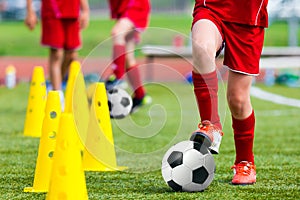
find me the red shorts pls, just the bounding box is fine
[193,7,265,75]
[41,18,81,50]
[112,0,150,31]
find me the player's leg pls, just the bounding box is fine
[62,18,81,84]
[227,71,256,185]
[41,17,64,91]
[227,72,253,120]
[192,19,223,129]
[61,50,77,81]
[49,48,64,91]
[125,31,151,112]
[190,19,224,154]
[48,48,65,109]
[223,23,265,185]
[106,18,135,89]
[227,72,254,164]
[41,17,67,109]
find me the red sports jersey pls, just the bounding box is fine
[194,0,268,27]
[41,0,80,19]
[108,0,150,29]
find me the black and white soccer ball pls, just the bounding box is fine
[161,140,215,192]
[107,87,133,119]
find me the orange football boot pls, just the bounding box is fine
[190,120,223,154]
[231,161,256,185]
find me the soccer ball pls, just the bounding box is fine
[107,87,133,119]
[161,140,215,192]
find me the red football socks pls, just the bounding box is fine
[112,45,126,79]
[192,71,222,129]
[127,65,145,99]
[232,110,255,164]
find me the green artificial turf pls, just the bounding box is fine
[0,82,299,199]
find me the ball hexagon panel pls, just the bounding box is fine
[172,165,192,186]
[182,149,205,170]
[161,164,172,182]
[203,154,216,174]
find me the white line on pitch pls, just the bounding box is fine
[255,109,299,116]
[250,86,300,108]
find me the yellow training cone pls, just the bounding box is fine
[72,63,90,150]
[23,66,47,137]
[64,60,89,150]
[64,60,81,113]
[46,113,88,200]
[24,91,61,193]
[83,83,127,171]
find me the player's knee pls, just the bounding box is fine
[111,30,126,44]
[227,92,251,117]
[50,49,63,61]
[111,28,118,38]
[192,41,215,60]
[227,92,244,111]
[66,51,77,61]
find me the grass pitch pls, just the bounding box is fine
[0,82,299,199]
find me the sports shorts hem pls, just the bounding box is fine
[224,65,259,76]
[41,43,82,51]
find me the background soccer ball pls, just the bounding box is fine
[107,87,133,119]
[161,140,215,192]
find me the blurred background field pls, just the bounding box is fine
[0,0,299,57]
[0,17,298,57]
